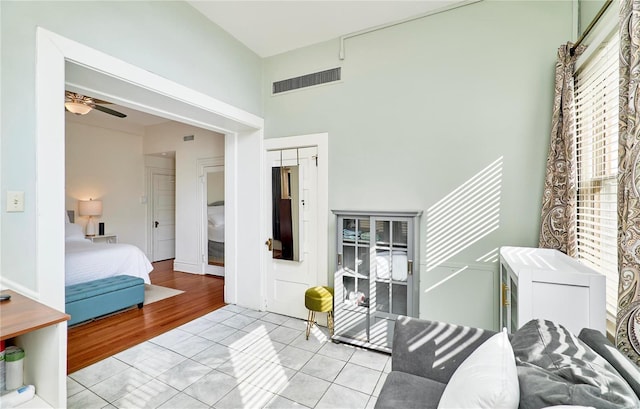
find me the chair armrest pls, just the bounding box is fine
[578,328,640,399]
[392,316,497,384]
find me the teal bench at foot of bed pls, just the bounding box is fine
[65,275,145,326]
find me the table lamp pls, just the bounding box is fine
[78,199,102,236]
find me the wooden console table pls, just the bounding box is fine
[0,290,69,340]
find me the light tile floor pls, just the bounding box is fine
[67,304,391,409]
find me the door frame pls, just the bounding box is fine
[263,133,330,308]
[146,167,176,261]
[198,157,225,276]
[35,27,264,314]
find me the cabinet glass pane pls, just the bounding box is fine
[376,220,390,247]
[357,247,370,277]
[392,221,408,248]
[392,284,407,315]
[343,218,356,242]
[359,279,370,307]
[358,218,371,243]
[343,246,356,275]
[345,279,369,307]
[375,249,390,281]
[343,276,355,303]
[376,282,389,313]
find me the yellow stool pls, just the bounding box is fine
[304,286,334,340]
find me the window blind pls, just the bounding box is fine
[574,30,619,323]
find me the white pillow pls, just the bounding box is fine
[437,328,519,409]
[65,223,86,241]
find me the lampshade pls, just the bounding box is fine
[78,199,102,217]
[65,101,92,115]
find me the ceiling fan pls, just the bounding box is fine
[64,91,127,118]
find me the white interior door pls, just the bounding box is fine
[265,146,318,319]
[152,173,176,261]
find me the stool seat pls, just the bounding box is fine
[304,286,334,340]
[305,286,334,312]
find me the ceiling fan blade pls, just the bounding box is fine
[93,104,127,118]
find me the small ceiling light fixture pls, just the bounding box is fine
[64,101,92,115]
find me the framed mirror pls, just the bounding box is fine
[270,149,303,261]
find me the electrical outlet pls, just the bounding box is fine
[7,191,25,212]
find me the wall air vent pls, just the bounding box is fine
[273,67,341,95]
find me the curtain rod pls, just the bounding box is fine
[570,0,613,56]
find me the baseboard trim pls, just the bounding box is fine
[173,261,203,275]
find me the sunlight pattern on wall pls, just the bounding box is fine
[425,157,503,271]
[476,247,499,263]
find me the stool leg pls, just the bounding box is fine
[306,310,314,340]
[328,310,334,337]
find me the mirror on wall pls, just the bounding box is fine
[271,152,302,261]
[206,169,224,268]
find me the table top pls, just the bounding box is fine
[0,290,69,341]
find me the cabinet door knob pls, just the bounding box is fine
[154,221,159,228]
[408,260,413,275]
[265,238,273,251]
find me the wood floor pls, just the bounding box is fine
[67,260,225,374]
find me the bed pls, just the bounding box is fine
[65,217,152,287]
[207,202,225,265]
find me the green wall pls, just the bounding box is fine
[0,1,262,291]
[263,1,574,329]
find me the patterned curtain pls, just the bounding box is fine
[617,0,640,366]
[538,43,584,257]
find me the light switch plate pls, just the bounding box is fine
[7,191,25,212]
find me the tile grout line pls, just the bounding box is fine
[68,306,388,409]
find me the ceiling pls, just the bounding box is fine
[187,1,469,57]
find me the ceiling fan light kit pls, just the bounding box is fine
[64,101,92,115]
[64,91,127,118]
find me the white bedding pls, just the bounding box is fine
[208,222,224,243]
[66,240,153,286]
[207,204,225,243]
[65,223,152,286]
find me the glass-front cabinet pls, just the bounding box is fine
[333,210,421,353]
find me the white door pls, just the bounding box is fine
[152,173,176,261]
[265,146,318,319]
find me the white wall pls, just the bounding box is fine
[66,121,146,250]
[0,1,262,293]
[144,122,225,273]
[263,1,574,330]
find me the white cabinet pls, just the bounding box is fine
[332,210,421,353]
[499,246,606,335]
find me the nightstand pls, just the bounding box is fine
[87,234,118,244]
